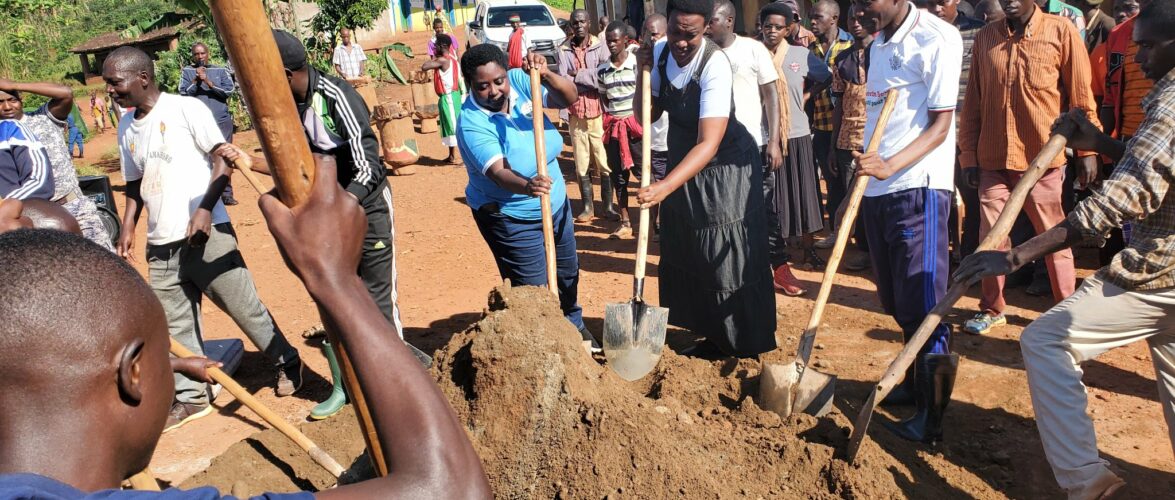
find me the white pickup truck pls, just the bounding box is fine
[465,0,566,71]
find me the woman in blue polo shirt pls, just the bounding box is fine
[456,45,599,350]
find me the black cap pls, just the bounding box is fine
[272,29,307,71]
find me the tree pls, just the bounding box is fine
[310,0,388,43]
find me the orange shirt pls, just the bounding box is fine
[1103,17,1152,138]
[1090,42,1106,101]
[959,8,1101,171]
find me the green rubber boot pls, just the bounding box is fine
[310,340,347,420]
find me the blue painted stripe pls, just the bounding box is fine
[922,189,936,314]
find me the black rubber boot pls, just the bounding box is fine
[575,177,595,222]
[880,363,917,407]
[882,352,959,443]
[600,175,619,220]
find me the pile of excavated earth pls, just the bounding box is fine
[185,285,970,498]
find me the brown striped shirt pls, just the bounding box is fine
[959,8,1101,171]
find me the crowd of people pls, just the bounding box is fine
[442,0,1175,495]
[0,0,1171,497]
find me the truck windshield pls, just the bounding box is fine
[486,6,554,27]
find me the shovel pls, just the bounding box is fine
[761,90,900,418]
[845,127,1074,463]
[529,67,559,295]
[603,64,668,381]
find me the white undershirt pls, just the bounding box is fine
[650,39,734,119]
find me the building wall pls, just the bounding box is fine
[290,0,478,43]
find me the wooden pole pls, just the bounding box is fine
[128,471,161,491]
[845,130,1073,463]
[529,67,559,295]
[209,0,314,207]
[209,0,386,477]
[170,339,348,478]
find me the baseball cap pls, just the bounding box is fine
[509,13,522,22]
[272,29,307,71]
[775,0,801,18]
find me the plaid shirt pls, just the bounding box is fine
[810,29,853,132]
[332,43,367,79]
[1068,69,1175,291]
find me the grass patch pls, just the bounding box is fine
[542,0,575,14]
[76,164,105,177]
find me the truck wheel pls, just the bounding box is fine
[96,207,120,249]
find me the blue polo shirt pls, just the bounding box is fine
[456,68,567,221]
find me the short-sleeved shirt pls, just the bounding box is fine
[332,43,367,79]
[456,68,568,221]
[19,104,80,201]
[0,472,312,500]
[597,51,638,117]
[863,4,962,197]
[720,36,779,146]
[119,93,230,245]
[779,46,831,139]
[650,39,735,119]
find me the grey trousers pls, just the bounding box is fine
[147,223,298,405]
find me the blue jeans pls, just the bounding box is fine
[472,198,585,330]
[68,134,83,157]
[862,187,951,354]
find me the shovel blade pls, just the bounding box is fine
[603,301,668,381]
[793,364,837,417]
[760,361,837,418]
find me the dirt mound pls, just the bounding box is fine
[180,406,371,496]
[184,285,964,498]
[430,285,913,498]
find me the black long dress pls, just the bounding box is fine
[654,39,777,357]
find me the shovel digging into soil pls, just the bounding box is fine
[760,90,899,418]
[603,65,668,381]
[845,127,1074,463]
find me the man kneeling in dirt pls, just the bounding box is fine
[0,157,490,498]
[955,2,1175,497]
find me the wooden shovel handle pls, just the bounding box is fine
[208,0,385,477]
[169,338,348,478]
[796,90,899,365]
[634,65,653,283]
[227,154,269,195]
[128,471,160,491]
[210,0,314,207]
[530,67,558,295]
[845,128,1073,463]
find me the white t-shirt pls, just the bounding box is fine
[863,5,962,197]
[720,37,778,146]
[651,39,734,119]
[119,93,230,245]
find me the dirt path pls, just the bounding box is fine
[97,30,1173,497]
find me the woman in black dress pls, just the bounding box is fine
[633,0,776,358]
